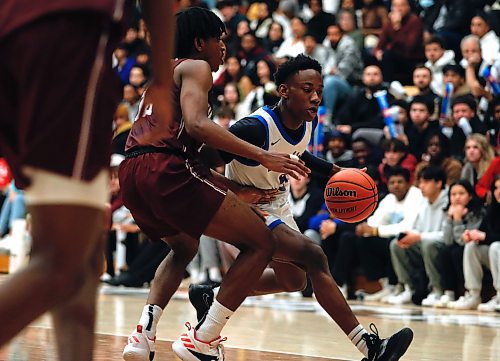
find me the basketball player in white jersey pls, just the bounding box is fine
[124,55,414,361]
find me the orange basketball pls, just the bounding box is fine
[324,169,378,223]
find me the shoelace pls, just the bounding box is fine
[361,323,382,361]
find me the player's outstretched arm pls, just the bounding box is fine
[180,60,309,179]
[301,151,365,177]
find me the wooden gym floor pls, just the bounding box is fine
[1,281,499,361]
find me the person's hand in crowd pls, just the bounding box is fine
[397,231,421,248]
[383,126,409,145]
[466,53,482,67]
[448,204,468,221]
[329,67,337,76]
[389,10,403,30]
[423,30,432,43]
[336,124,352,134]
[7,190,16,203]
[374,49,383,61]
[237,186,278,204]
[462,230,473,243]
[320,219,337,240]
[356,222,375,237]
[468,229,486,243]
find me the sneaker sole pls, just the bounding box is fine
[384,328,414,361]
[122,345,154,361]
[172,340,202,361]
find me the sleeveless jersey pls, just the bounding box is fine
[126,58,211,160]
[225,105,316,230]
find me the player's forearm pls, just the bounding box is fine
[301,151,333,176]
[188,119,266,163]
[209,169,243,194]
[141,0,175,86]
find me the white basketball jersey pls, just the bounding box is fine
[225,106,316,230]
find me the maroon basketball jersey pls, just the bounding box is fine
[126,58,212,159]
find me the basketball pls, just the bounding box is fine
[324,169,378,223]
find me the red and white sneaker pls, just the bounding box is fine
[123,325,156,361]
[172,322,226,361]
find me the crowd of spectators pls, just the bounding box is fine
[2,0,500,313]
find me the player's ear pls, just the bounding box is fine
[278,84,289,99]
[194,37,204,52]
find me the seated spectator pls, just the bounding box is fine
[288,175,324,233]
[335,65,388,134]
[238,31,273,85]
[405,96,440,160]
[303,32,329,66]
[122,84,140,122]
[273,0,298,40]
[449,176,500,310]
[275,16,307,61]
[388,166,448,305]
[442,64,471,100]
[412,65,441,109]
[353,167,423,302]
[338,9,364,52]
[324,131,355,168]
[214,106,236,130]
[433,180,484,308]
[485,95,500,149]
[219,82,245,120]
[451,95,488,136]
[128,64,148,89]
[415,132,463,186]
[114,43,136,85]
[461,133,495,187]
[262,21,285,54]
[378,138,417,186]
[361,0,389,42]
[250,2,273,39]
[112,104,133,156]
[226,19,252,56]
[123,26,149,58]
[460,35,495,113]
[420,0,472,61]
[218,0,248,51]
[351,136,383,174]
[374,0,424,84]
[322,24,363,121]
[213,55,243,99]
[470,11,500,65]
[476,156,500,199]
[306,0,336,43]
[238,59,280,117]
[424,36,456,97]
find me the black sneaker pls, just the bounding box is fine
[361,323,413,361]
[189,284,215,321]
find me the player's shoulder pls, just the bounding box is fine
[176,59,211,77]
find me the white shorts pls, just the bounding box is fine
[23,167,109,209]
[259,193,300,233]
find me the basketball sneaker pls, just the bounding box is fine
[123,325,156,361]
[172,322,226,361]
[189,283,215,321]
[361,323,413,361]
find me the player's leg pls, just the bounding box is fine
[172,191,275,360]
[270,224,413,361]
[0,168,109,359]
[123,233,199,361]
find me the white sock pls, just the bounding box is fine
[444,290,455,299]
[195,299,233,342]
[208,267,222,282]
[348,324,369,357]
[138,304,163,338]
[213,286,220,297]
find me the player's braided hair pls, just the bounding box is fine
[175,7,226,58]
[273,54,322,86]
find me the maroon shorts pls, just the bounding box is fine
[118,152,228,241]
[0,12,122,189]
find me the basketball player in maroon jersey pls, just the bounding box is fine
[120,6,310,361]
[0,1,175,360]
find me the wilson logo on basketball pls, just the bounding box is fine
[325,187,357,197]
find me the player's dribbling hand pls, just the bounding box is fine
[238,187,278,204]
[136,82,173,144]
[259,152,310,179]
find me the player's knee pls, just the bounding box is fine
[304,242,328,270]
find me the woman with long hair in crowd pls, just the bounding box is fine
[431,180,484,308]
[461,133,495,188]
[449,176,500,311]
